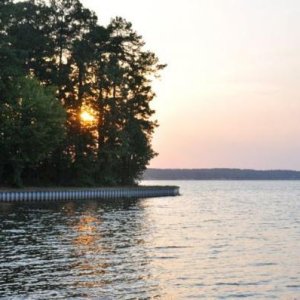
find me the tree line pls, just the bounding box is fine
[0,0,165,187]
[143,169,300,180]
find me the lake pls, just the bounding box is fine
[0,181,299,299]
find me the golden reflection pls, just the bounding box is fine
[73,215,99,246]
[74,234,95,245]
[75,215,98,231]
[71,210,111,289]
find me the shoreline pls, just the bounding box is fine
[0,186,180,202]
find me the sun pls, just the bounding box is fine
[80,110,95,123]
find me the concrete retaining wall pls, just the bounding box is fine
[0,186,180,202]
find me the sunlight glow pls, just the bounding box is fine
[80,110,95,123]
[80,0,300,169]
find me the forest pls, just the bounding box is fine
[0,0,165,187]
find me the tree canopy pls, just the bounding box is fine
[0,77,66,186]
[0,0,165,187]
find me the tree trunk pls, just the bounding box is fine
[13,163,23,188]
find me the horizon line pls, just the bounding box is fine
[147,168,300,172]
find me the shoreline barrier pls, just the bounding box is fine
[0,186,180,202]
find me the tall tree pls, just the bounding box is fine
[0,0,24,96]
[92,18,166,184]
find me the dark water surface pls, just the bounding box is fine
[0,181,300,299]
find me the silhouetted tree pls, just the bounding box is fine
[0,1,165,187]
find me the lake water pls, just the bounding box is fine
[0,181,299,299]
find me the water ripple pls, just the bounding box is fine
[0,181,300,298]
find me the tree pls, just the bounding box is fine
[91,18,166,184]
[0,0,24,97]
[0,1,165,186]
[0,77,66,186]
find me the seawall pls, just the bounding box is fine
[0,186,180,202]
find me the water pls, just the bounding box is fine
[0,181,300,299]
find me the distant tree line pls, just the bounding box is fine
[0,0,165,187]
[144,169,300,180]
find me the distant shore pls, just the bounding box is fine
[143,168,300,180]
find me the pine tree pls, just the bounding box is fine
[0,1,165,187]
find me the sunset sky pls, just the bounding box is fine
[82,0,300,170]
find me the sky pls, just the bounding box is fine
[81,0,300,170]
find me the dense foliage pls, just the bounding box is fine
[0,0,165,187]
